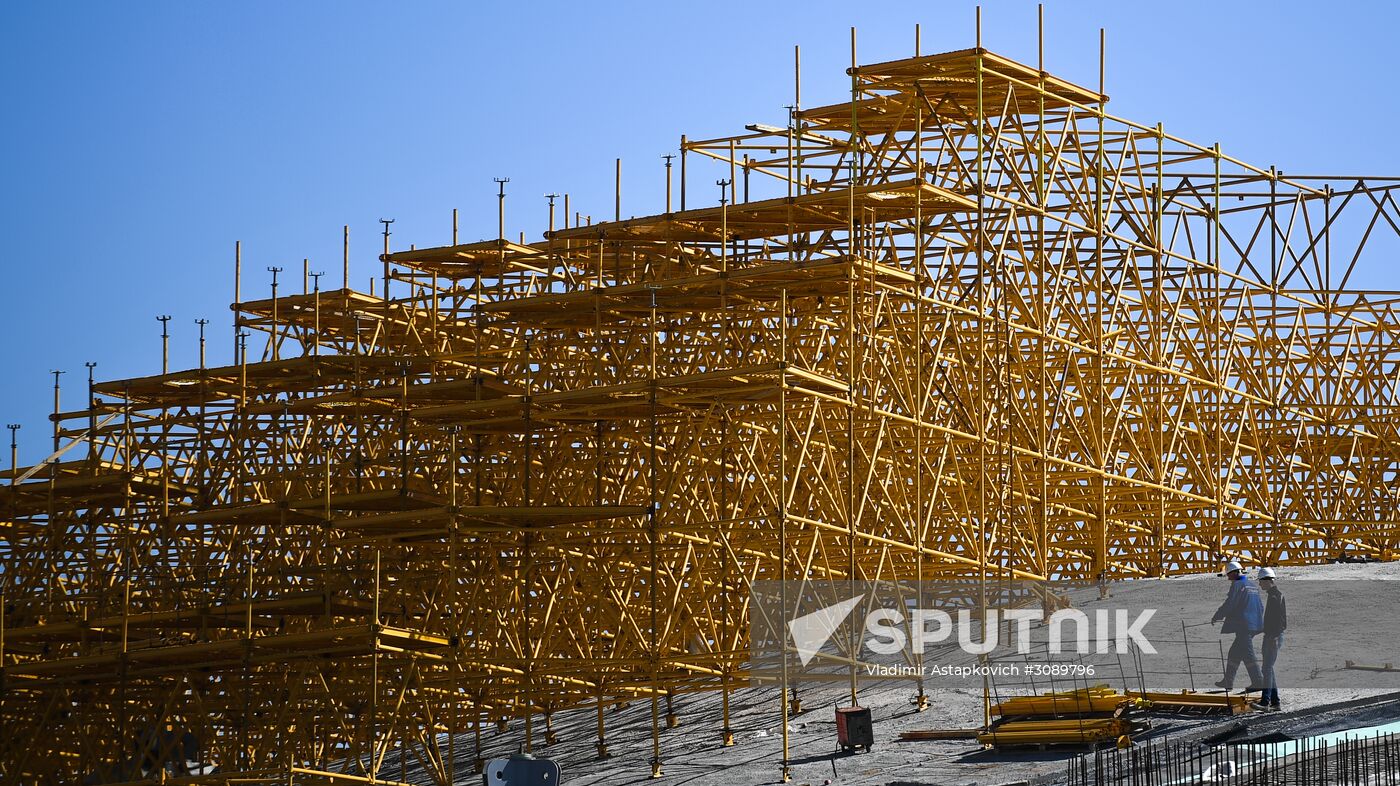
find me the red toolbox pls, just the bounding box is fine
[835,705,874,752]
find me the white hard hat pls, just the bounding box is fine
[1224,560,1243,573]
[1258,567,1277,579]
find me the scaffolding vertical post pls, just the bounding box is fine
[1213,141,1223,554]
[912,70,928,710]
[717,178,730,273]
[446,423,459,784]
[234,240,242,358]
[308,274,322,357]
[794,46,803,195]
[85,362,97,466]
[778,286,791,783]
[1093,28,1108,583]
[6,424,17,484]
[647,284,663,779]
[157,314,172,374]
[662,154,674,213]
[267,266,283,361]
[495,178,510,241]
[846,22,861,711]
[49,370,63,454]
[379,218,394,327]
[193,318,208,369]
[1154,122,1166,573]
[371,548,381,780]
[1037,3,1051,581]
[975,7,991,729]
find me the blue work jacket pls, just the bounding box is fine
[1213,575,1264,634]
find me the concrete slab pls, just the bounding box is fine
[388,561,1400,785]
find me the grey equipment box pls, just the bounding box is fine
[482,753,562,785]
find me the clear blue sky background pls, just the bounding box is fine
[1,1,1396,465]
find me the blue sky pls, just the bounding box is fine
[1,1,1396,465]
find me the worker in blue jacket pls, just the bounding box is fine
[1211,560,1264,691]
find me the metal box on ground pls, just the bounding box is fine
[835,705,874,752]
[483,753,562,785]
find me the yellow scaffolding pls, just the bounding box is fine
[1,36,1397,785]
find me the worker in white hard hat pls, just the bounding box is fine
[1253,567,1286,710]
[1211,560,1264,692]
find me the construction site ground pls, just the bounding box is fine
[397,560,1400,785]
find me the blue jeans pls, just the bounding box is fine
[1261,632,1284,705]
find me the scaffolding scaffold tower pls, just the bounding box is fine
[2,27,1398,785]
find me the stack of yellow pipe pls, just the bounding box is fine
[989,685,1147,718]
[978,685,1145,748]
[977,716,1133,746]
[1127,690,1252,715]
